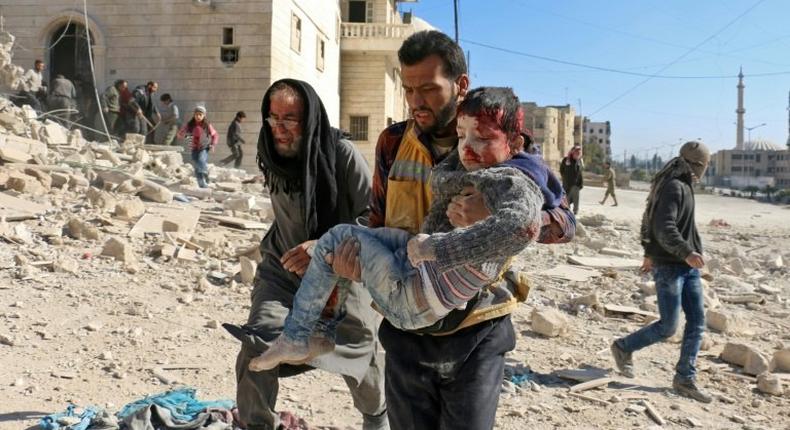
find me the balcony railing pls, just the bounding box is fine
[341,22,413,39]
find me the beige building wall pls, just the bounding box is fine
[2,0,343,173]
[339,54,388,164]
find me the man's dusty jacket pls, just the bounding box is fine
[641,177,702,265]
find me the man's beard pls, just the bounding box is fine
[415,91,458,135]
[275,136,302,158]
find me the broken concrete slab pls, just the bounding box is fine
[567,255,642,269]
[538,264,601,282]
[603,304,657,320]
[554,367,609,383]
[223,195,256,212]
[530,308,569,337]
[598,248,633,258]
[0,191,50,221]
[87,187,118,210]
[203,214,269,230]
[720,343,770,376]
[127,205,200,238]
[5,172,47,195]
[706,309,746,334]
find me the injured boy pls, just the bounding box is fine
[249,86,559,371]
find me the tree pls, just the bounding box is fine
[582,141,606,174]
[763,184,777,202]
[630,155,637,169]
[743,185,759,198]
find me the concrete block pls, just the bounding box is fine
[134,178,173,203]
[720,342,769,376]
[66,218,101,241]
[531,308,569,337]
[87,187,118,210]
[756,372,784,396]
[114,198,146,220]
[770,348,790,372]
[101,236,136,263]
[50,172,70,188]
[224,195,256,212]
[23,168,52,189]
[706,310,744,334]
[5,172,46,195]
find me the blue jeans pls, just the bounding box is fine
[191,149,209,187]
[617,264,705,381]
[284,224,441,342]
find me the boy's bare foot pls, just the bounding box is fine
[248,335,335,371]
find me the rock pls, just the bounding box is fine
[101,237,136,264]
[701,280,720,309]
[53,258,79,274]
[5,172,46,195]
[23,168,52,189]
[699,334,714,351]
[134,179,173,203]
[729,257,746,275]
[86,187,118,209]
[239,256,257,285]
[66,218,101,241]
[767,255,784,270]
[770,348,790,372]
[50,172,70,188]
[720,343,770,376]
[162,220,181,233]
[574,222,587,238]
[99,351,113,360]
[224,195,256,212]
[570,292,599,308]
[205,320,220,329]
[578,214,608,227]
[756,372,784,396]
[583,239,608,251]
[530,308,569,337]
[85,322,102,332]
[114,198,146,220]
[68,173,89,189]
[706,310,745,334]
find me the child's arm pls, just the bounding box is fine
[421,167,544,272]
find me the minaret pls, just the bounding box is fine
[736,67,745,150]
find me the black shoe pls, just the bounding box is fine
[672,376,713,403]
[611,341,634,378]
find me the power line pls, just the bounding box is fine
[589,0,768,117]
[461,37,790,80]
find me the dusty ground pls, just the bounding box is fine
[2,185,789,430]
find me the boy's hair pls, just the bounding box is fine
[235,111,246,119]
[457,87,524,140]
[160,93,172,102]
[398,30,467,80]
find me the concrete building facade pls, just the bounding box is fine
[521,102,575,170]
[583,119,611,159]
[709,140,790,189]
[2,0,419,171]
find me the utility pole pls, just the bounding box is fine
[453,0,459,44]
[467,49,471,76]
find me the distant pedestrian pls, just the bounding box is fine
[47,74,77,125]
[129,81,160,142]
[560,144,584,214]
[521,130,538,154]
[600,161,618,206]
[155,93,180,145]
[178,105,218,188]
[611,141,713,403]
[98,79,127,136]
[219,111,246,168]
[17,59,46,112]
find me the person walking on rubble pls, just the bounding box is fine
[178,105,218,188]
[599,161,618,206]
[47,74,77,125]
[223,79,389,430]
[218,111,247,168]
[560,144,584,214]
[156,93,180,146]
[611,141,713,403]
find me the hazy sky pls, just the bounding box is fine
[399,0,790,160]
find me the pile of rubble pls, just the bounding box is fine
[1,32,272,289]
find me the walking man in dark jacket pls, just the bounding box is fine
[129,81,160,142]
[219,111,246,168]
[611,141,713,403]
[560,145,584,214]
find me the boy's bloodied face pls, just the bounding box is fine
[456,113,513,171]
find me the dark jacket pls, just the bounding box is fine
[129,85,158,118]
[227,119,244,146]
[642,177,702,265]
[559,157,583,190]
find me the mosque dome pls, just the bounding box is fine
[744,139,782,151]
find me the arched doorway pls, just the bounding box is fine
[48,22,96,125]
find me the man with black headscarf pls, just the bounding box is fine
[611,141,713,403]
[224,79,387,430]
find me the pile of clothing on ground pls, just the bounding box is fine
[39,388,237,430]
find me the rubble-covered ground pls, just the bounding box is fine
[2,31,789,430]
